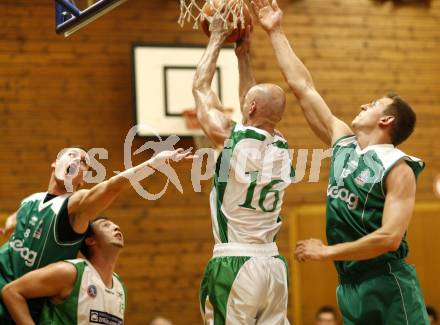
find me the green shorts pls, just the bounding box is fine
[200,252,289,325]
[337,260,429,325]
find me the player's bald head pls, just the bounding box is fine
[243,83,286,125]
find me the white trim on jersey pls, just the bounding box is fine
[36,208,56,269]
[334,135,356,148]
[372,146,424,171]
[209,188,222,244]
[21,192,46,206]
[35,192,70,213]
[345,138,424,172]
[234,124,271,137]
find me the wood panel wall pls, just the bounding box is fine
[1,0,439,324]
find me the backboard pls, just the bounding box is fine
[55,0,127,37]
[132,44,243,138]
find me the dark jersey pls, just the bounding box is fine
[327,136,424,276]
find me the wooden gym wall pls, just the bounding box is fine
[0,0,439,324]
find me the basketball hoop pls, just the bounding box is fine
[178,0,246,30]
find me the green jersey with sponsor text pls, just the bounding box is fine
[0,193,85,320]
[327,135,425,276]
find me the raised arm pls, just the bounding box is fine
[192,18,234,147]
[68,149,192,234]
[235,25,256,110]
[252,0,352,146]
[2,262,76,325]
[295,160,416,261]
[0,210,18,237]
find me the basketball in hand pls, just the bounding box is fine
[200,0,252,43]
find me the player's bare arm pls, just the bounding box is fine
[295,160,416,262]
[2,262,76,325]
[235,25,256,110]
[68,149,193,234]
[0,211,18,237]
[193,18,234,148]
[252,0,352,146]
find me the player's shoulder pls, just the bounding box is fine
[272,133,289,150]
[45,260,78,277]
[364,145,424,182]
[372,145,405,170]
[387,159,414,176]
[68,189,90,205]
[43,261,79,288]
[384,159,418,194]
[372,145,424,174]
[62,258,88,276]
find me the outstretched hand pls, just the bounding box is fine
[209,14,234,40]
[251,0,283,33]
[149,148,195,169]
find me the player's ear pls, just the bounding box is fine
[249,101,257,116]
[85,236,96,247]
[379,115,395,127]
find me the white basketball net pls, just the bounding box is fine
[178,0,245,30]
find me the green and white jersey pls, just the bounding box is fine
[210,123,294,244]
[0,192,84,285]
[327,135,425,276]
[39,259,126,325]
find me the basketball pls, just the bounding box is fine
[200,0,252,43]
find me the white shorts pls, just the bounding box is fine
[200,243,290,325]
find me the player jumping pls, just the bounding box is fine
[252,0,429,323]
[193,17,292,325]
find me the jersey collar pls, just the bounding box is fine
[38,192,69,212]
[355,143,394,155]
